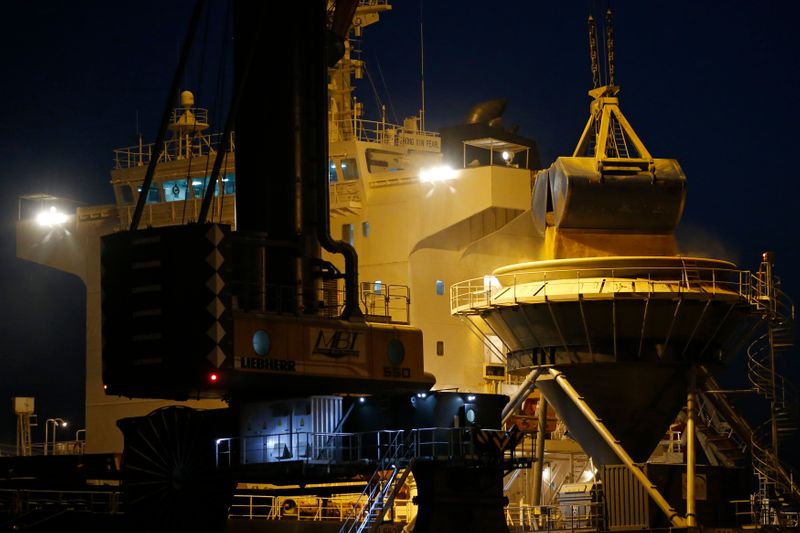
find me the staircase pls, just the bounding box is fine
[676,392,748,468]
[747,260,800,522]
[340,431,416,533]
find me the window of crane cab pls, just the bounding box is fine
[118,184,134,205]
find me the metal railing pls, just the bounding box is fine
[113,131,235,169]
[451,265,760,314]
[215,427,527,469]
[360,282,410,324]
[0,488,121,515]
[229,493,397,521]
[228,494,608,532]
[170,106,208,125]
[333,117,440,152]
[0,439,84,457]
[505,502,604,532]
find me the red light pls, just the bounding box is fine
[209,373,219,382]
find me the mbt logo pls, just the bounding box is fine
[312,329,361,358]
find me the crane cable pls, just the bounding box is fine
[588,13,601,89]
[605,5,615,87]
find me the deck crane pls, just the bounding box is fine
[99,2,526,531]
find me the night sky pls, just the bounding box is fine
[0,0,798,466]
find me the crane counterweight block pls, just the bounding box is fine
[100,223,434,401]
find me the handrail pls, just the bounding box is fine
[451,265,760,314]
[112,131,235,169]
[216,426,522,468]
[746,266,799,525]
[332,117,440,151]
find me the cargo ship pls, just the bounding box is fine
[5,1,799,532]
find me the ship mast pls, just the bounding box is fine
[327,1,391,143]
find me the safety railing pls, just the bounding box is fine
[113,131,235,169]
[215,427,528,469]
[0,488,121,515]
[333,117,440,152]
[505,502,604,532]
[451,265,760,314]
[170,106,208,125]
[360,282,410,324]
[228,493,608,531]
[229,493,395,522]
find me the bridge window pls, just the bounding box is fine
[435,280,445,296]
[119,184,134,204]
[162,180,188,202]
[362,221,370,237]
[137,185,160,204]
[329,160,338,182]
[190,177,219,199]
[341,158,358,181]
[222,173,235,195]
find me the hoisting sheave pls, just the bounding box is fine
[532,84,686,235]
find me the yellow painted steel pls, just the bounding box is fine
[233,314,431,388]
[548,368,688,528]
[686,371,698,527]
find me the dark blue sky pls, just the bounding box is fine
[0,1,798,461]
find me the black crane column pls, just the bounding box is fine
[233,0,328,315]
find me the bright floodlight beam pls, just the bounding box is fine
[36,206,68,227]
[420,165,458,183]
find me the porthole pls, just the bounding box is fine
[253,330,271,355]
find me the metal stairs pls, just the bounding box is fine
[747,260,800,522]
[340,431,416,533]
[692,392,748,467]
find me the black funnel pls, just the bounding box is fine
[537,362,689,466]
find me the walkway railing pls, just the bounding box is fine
[113,131,235,169]
[333,117,440,152]
[215,427,527,469]
[451,265,760,314]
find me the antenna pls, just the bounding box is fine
[419,0,426,130]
